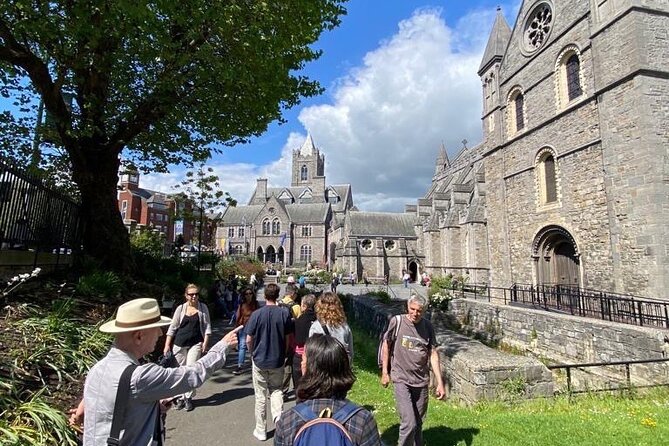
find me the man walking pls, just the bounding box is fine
[380,294,445,446]
[82,298,239,446]
[246,283,294,441]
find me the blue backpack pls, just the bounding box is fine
[293,401,362,446]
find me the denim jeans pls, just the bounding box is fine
[237,328,247,367]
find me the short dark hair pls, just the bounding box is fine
[301,294,316,311]
[265,283,280,301]
[297,335,355,400]
[285,283,297,295]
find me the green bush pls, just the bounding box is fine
[366,289,391,304]
[130,228,165,258]
[75,271,122,300]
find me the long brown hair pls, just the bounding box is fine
[315,292,346,327]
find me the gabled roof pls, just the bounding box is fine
[347,211,417,237]
[219,205,264,225]
[478,7,512,74]
[285,203,330,223]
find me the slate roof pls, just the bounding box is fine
[463,197,486,224]
[347,211,417,237]
[285,203,330,223]
[219,205,264,225]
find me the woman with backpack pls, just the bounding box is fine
[274,335,382,446]
[308,292,353,361]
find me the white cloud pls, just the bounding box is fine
[297,7,498,211]
[141,5,510,212]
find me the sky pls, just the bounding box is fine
[97,1,525,212]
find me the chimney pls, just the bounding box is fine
[256,178,268,202]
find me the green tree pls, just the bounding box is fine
[0,0,347,272]
[172,163,236,253]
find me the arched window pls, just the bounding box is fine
[536,148,559,205]
[300,245,312,263]
[262,219,270,235]
[300,165,308,181]
[514,93,525,131]
[566,54,582,101]
[555,47,584,108]
[272,218,281,235]
[508,88,525,136]
[234,245,243,254]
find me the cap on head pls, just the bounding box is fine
[99,298,171,333]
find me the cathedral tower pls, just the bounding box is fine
[291,132,325,188]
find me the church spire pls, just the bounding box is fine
[478,7,511,75]
[435,142,450,174]
[299,131,316,156]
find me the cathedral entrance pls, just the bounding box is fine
[265,245,276,264]
[533,225,580,286]
[256,247,264,262]
[277,246,284,264]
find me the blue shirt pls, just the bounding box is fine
[246,305,294,369]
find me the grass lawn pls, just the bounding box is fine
[346,324,669,446]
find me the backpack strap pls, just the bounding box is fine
[107,364,137,446]
[332,400,363,425]
[294,403,319,423]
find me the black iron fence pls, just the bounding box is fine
[508,283,669,329]
[547,357,669,395]
[0,161,82,268]
[439,282,669,329]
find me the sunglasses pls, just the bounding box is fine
[186,292,199,297]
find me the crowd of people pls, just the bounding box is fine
[70,279,444,446]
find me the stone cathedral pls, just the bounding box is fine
[220,0,668,300]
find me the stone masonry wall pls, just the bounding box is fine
[345,295,553,404]
[449,299,669,387]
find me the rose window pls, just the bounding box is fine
[524,3,552,52]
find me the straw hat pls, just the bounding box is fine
[100,298,172,333]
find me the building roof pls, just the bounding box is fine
[478,7,512,74]
[347,211,417,237]
[285,203,330,223]
[219,205,264,225]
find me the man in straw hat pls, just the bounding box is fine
[82,297,240,446]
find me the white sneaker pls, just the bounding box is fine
[253,429,267,441]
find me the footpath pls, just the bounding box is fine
[165,283,422,445]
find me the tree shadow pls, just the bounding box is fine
[381,424,480,446]
[194,387,254,407]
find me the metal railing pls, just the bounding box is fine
[509,283,669,328]
[546,357,669,395]
[0,161,82,268]
[437,281,669,329]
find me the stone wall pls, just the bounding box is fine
[448,298,669,388]
[345,295,554,404]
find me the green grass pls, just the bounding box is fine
[347,324,669,446]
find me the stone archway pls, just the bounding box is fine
[266,245,276,264]
[277,246,285,264]
[532,225,580,286]
[256,246,264,262]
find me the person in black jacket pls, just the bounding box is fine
[291,294,317,400]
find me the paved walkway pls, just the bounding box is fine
[165,283,423,444]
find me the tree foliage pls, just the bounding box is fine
[0,0,348,272]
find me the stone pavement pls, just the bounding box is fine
[164,283,423,445]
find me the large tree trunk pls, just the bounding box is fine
[70,144,134,274]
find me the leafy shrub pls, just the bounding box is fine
[75,271,122,300]
[366,289,391,304]
[130,228,165,258]
[216,257,265,282]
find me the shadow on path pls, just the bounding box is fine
[382,424,480,446]
[195,387,255,407]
